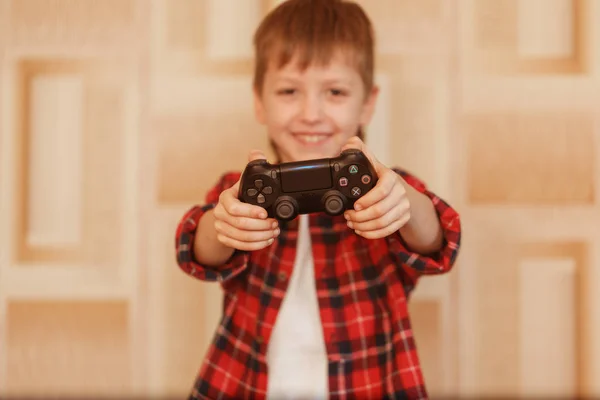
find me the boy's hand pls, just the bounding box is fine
[213,150,280,251]
[341,137,411,239]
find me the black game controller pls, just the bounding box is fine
[239,149,378,221]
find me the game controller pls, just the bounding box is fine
[238,149,378,221]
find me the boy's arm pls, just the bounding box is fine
[341,137,461,278]
[391,168,461,275]
[194,209,235,266]
[175,172,250,282]
[397,178,445,255]
[379,169,461,297]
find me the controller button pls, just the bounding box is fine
[276,201,295,220]
[255,179,264,189]
[325,196,344,215]
[361,174,371,185]
[271,170,277,179]
[334,163,340,172]
[262,186,273,195]
[257,194,266,204]
[247,188,258,197]
[349,165,359,174]
[351,187,362,197]
[339,177,348,187]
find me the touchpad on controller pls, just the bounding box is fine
[280,162,332,193]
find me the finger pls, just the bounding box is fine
[215,220,279,242]
[248,149,267,163]
[214,199,275,229]
[348,200,409,232]
[351,169,399,213]
[341,136,384,176]
[340,135,363,152]
[216,210,278,231]
[217,234,275,252]
[221,189,268,219]
[355,212,411,240]
[229,179,241,195]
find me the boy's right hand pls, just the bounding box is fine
[212,150,280,251]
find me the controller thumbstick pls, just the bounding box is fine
[341,148,361,156]
[324,193,345,216]
[275,197,298,221]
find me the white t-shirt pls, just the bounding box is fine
[266,214,329,399]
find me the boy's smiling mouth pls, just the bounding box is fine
[292,132,333,145]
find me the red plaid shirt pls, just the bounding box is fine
[175,168,461,400]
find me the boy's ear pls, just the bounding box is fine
[253,89,266,125]
[359,85,380,126]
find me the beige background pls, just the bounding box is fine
[0,0,599,398]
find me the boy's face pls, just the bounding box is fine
[254,53,378,163]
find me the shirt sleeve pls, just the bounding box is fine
[174,171,250,283]
[386,168,462,288]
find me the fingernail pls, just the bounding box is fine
[260,212,267,219]
[273,228,280,236]
[271,221,278,229]
[344,213,349,220]
[347,221,353,229]
[354,204,362,211]
[268,238,274,245]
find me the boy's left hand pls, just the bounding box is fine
[341,136,411,239]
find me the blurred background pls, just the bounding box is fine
[0,0,599,398]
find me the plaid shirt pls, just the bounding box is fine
[175,168,461,400]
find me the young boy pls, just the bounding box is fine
[175,0,461,399]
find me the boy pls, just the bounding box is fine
[175,0,461,399]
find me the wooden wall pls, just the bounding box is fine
[0,0,598,398]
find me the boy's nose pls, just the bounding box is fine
[300,95,323,123]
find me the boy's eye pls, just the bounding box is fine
[329,89,347,96]
[277,88,296,96]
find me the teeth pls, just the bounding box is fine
[296,135,327,144]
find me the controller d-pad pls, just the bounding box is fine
[351,187,362,197]
[247,177,276,206]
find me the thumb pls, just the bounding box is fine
[229,179,241,198]
[341,136,384,175]
[248,149,267,163]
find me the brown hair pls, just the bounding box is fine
[253,0,375,147]
[253,0,375,94]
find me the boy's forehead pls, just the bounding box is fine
[267,51,360,77]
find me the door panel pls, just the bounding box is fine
[0,1,598,399]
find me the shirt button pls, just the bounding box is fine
[278,271,287,282]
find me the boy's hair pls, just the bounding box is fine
[253,0,376,144]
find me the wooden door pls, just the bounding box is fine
[1,1,598,399]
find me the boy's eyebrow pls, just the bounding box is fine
[273,75,355,86]
[321,78,353,86]
[274,76,301,84]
